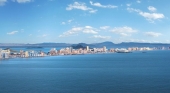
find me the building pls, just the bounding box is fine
[25,51,29,58]
[0,49,10,59]
[69,47,73,53]
[39,51,46,57]
[4,53,9,58]
[103,46,107,52]
[20,50,25,57]
[109,48,115,52]
[50,48,57,55]
[86,46,89,51]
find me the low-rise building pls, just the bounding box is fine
[25,51,29,58]
[109,48,115,52]
[0,49,10,59]
[50,48,57,55]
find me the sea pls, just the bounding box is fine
[0,50,170,93]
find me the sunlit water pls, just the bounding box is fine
[0,50,170,93]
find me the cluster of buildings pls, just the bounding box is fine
[0,46,108,59]
[48,46,156,55]
[0,48,46,60]
[0,46,169,60]
[49,46,107,56]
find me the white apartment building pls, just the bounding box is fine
[86,46,89,51]
[0,49,10,59]
[103,46,107,52]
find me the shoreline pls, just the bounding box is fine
[1,50,169,61]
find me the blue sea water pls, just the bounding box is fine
[0,50,170,93]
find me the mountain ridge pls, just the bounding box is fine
[0,42,170,48]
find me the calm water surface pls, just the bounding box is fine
[0,50,170,93]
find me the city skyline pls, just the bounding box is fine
[0,0,170,44]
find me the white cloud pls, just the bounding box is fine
[89,9,97,13]
[20,29,24,33]
[66,2,97,13]
[145,32,162,37]
[139,12,164,20]
[38,34,49,38]
[90,1,117,8]
[83,26,98,34]
[137,0,141,3]
[68,19,73,23]
[59,27,83,37]
[61,22,66,25]
[100,26,110,30]
[42,34,48,37]
[59,26,98,37]
[7,31,18,35]
[126,4,131,7]
[148,6,157,12]
[127,7,165,23]
[29,34,32,36]
[12,0,34,3]
[12,0,33,3]
[110,26,137,36]
[85,26,93,29]
[166,40,170,43]
[0,0,7,6]
[61,19,74,25]
[119,33,129,36]
[92,35,111,39]
[111,26,137,33]
[127,7,140,12]
[83,29,97,34]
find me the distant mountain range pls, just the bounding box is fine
[0,42,170,48]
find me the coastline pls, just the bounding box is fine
[0,49,169,61]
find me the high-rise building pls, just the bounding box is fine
[103,46,107,52]
[70,47,73,53]
[86,46,89,51]
[20,50,24,57]
[4,53,9,59]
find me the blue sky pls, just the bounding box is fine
[0,0,170,44]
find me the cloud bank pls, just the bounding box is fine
[66,2,97,13]
[90,1,117,8]
[127,7,164,23]
[7,31,18,35]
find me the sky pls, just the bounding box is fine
[0,0,170,44]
